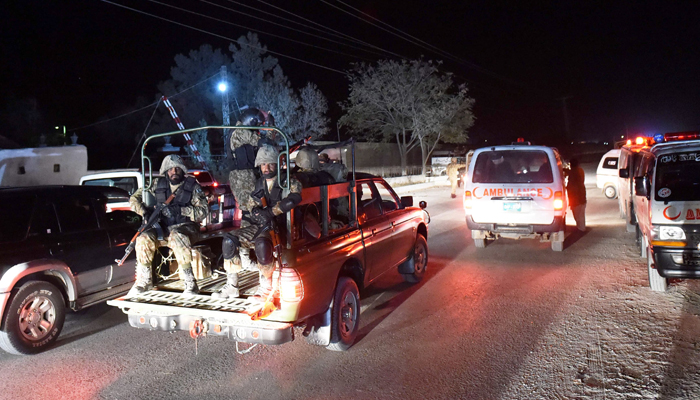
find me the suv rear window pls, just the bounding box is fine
[0,195,36,242]
[473,150,553,184]
[83,176,139,195]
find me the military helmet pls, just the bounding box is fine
[159,154,188,174]
[239,107,267,127]
[255,145,279,167]
[295,147,320,171]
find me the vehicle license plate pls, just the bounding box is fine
[503,202,521,212]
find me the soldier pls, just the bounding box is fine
[446,157,467,198]
[127,154,208,297]
[228,107,274,270]
[213,145,302,299]
[294,146,335,187]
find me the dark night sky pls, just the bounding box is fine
[2,0,700,148]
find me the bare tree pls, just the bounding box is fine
[340,59,474,175]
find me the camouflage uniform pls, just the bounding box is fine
[228,127,260,228]
[446,158,467,198]
[215,145,302,299]
[128,155,208,297]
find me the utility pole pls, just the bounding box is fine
[558,96,572,142]
[219,65,232,164]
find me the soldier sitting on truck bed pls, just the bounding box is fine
[294,147,335,187]
[128,155,209,297]
[214,145,303,300]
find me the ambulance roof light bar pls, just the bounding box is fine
[662,131,700,143]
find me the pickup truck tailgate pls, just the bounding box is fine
[107,272,294,345]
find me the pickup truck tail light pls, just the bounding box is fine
[464,190,472,209]
[553,191,563,211]
[275,268,304,302]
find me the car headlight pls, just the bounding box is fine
[659,226,686,241]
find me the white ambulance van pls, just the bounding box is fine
[631,132,700,292]
[596,149,620,199]
[617,138,651,232]
[463,143,567,251]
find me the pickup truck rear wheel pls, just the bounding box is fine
[0,281,65,355]
[327,277,360,351]
[402,235,428,283]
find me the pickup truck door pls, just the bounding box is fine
[50,194,113,295]
[374,180,415,265]
[103,210,140,286]
[358,182,396,281]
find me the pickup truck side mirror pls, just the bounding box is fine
[419,200,427,209]
[619,169,629,179]
[400,196,413,208]
[634,176,649,198]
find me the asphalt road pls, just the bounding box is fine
[1,170,697,400]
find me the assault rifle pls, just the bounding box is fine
[115,193,176,266]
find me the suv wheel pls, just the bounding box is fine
[0,281,65,355]
[647,248,668,292]
[327,277,360,351]
[401,235,428,283]
[604,185,617,199]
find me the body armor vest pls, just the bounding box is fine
[155,176,197,227]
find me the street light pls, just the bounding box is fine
[218,82,228,93]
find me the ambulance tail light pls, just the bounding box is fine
[553,191,564,211]
[464,190,472,209]
[276,268,304,302]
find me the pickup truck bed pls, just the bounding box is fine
[107,271,294,345]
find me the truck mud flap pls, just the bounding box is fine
[107,293,294,346]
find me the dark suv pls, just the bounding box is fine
[0,185,140,355]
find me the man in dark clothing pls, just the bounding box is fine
[566,158,587,231]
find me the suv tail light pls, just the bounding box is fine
[274,268,304,302]
[464,190,472,209]
[553,191,564,210]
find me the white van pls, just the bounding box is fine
[463,144,567,251]
[596,149,620,199]
[631,133,700,292]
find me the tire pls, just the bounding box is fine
[0,281,65,355]
[326,277,360,351]
[474,239,486,248]
[401,235,428,283]
[647,247,668,292]
[604,185,617,199]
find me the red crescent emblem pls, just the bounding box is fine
[542,187,553,200]
[473,187,483,199]
[663,206,681,220]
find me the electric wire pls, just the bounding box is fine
[143,0,376,62]
[202,0,393,60]
[126,97,162,168]
[102,0,346,74]
[252,0,408,60]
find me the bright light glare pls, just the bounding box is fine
[217,82,227,92]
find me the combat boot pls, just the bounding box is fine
[251,274,274,303]
[180,264,199,296]
[127,264,152,298]
[211,273,240,299]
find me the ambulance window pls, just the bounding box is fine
[473,150,553,184]
[655,152,700,202]
[602,157,618,169]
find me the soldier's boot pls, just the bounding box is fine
[251,274,274,303]
[127,264,152,298]
[211,273,240,299]
[451,193,457,198]
[180,264,200,296]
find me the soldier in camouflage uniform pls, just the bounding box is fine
[446,157,467,198]
[213,145,302,300]
[228,107,275,272]
[127,154,209,297]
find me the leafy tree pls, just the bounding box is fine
[340,59,474,175]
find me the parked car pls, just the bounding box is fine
[0,185,140,355]
[596,149,620,199]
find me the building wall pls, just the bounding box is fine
[0,145,88,187]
